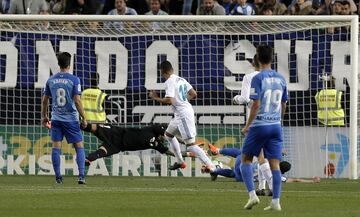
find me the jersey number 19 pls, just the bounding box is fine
[264,89,282,112]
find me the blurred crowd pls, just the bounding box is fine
[0,0,358,16]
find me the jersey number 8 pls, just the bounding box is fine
[56,88,67,107]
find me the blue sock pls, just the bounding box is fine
[240,163,255,192]
[76,147,85,178]
[52,147,61,179]
[219,148,242,158]
[214,168,235,178]
[272,170,282,199]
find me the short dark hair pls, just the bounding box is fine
[256,44,273,65]
[252,54,260,69]
[57,52,71,69]
[280,161,291,174]
[341,1,350,6]
[160,60,173,74]
[91,72,99,87]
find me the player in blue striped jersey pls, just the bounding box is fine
[41,52,87,184]
[240,44,288,211]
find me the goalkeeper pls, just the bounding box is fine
[82,123,175,165]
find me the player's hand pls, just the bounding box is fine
[42,117,50,129]
[81,119,88,129]
[148,90,158,99]
[241,127,249,136]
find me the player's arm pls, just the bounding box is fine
[149,91,173,105]
[187,88,197,101]
[74,95,88,128]
[233,74,251,105]
[41,95,50,128]
[281,102,287,122]
[74,95,86,120]
[281,83,288,122]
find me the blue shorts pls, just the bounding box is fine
[242,124,282,160]
[51,120,83,144]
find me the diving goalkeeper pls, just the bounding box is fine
[82,123,174,165]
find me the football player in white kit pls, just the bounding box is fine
[149,60,215,171]
[233,54,274,196]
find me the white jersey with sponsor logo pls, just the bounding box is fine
[165,74,194,118]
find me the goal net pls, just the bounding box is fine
[0,15,357,179]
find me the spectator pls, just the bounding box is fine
[332,0,343,15]
[169,0,184,15]
[196,0,226,15]
[182,0,193,14]
[253,0,264,14]
[259,3,274,15]
[145,0,168,15]
[343,0,357,14]
[1,0,10,13]
[145,0,170,30]
[268,0,287,15]
[107,0,137,15]
[315,0,332,14]
[0,0,3,13]
[8,0,48,14]
[64,0,98,14]
[127,0,149,14]
[52,0,66,14]
[289,0,314,15]
[222,0,233,14]
[229,0,255,15]
[341,1,353,15]
[105,0,137,31]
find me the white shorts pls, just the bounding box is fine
[167,115,196,145]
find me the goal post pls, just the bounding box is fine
[0,15,357,179]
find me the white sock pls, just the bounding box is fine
[260,162,273,190]
[272,198,280,204]
[249,190,257,199]
[165,135,184,163]
[187,145,214,170]
[258,165,266,190]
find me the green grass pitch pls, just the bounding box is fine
[0,176,359,217]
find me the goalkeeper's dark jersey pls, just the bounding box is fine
[94,124,168,154]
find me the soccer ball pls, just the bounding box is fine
[212,160,223,169]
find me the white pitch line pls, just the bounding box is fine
[0,186,359,196]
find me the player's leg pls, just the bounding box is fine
[86,143,119,165]
[179,117,215,171]
[258,150,273,193]
[241,127,264,209]
[64,121,86,184]
[212,168,235,178]
[263,125,283,211]
[166,119,185,169]
[233,155,244,182]
[50,120,63,184]
[218,148,242,158]
[257,164,266,196]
